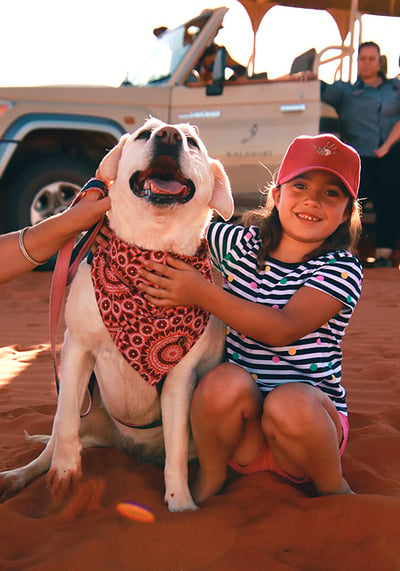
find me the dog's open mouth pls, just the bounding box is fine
[129,156,195,205]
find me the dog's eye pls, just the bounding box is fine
[186,136,200,149]
[135,129,152,141]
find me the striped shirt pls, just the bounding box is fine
[207,222,364,416]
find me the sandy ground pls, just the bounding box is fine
[0,268,400,571]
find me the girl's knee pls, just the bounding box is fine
[192,363,259,415]
[262,383,322,438]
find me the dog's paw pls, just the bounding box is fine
[0,469,27,501]
[164,489,199,512]
[47,461,83,502]
[53,478,106,523]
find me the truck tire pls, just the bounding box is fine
[6,158,94,270]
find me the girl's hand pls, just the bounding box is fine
[139,256,207,307]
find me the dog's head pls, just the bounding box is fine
[96,118,234,253]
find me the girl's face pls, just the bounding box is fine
[273,170,350,251]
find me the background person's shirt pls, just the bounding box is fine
[321,76,400,156]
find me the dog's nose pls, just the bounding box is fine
[155,127,182,147]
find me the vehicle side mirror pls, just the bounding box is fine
[206,46,226,96]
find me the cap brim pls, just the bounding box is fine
[278,166,356,199]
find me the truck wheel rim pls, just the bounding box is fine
[30,180,81,225]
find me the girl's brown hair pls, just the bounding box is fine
[242,184,362,270]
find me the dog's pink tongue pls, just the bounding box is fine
[148,177,186,195]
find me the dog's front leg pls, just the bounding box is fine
[161,367,198,512]
[47,330,94,500]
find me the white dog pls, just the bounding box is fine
[0,118,234,512]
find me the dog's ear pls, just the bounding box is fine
[209,159,234,221]
[96,134,130,182]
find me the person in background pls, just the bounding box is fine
[195,43,247,83]
[320,41,400,267]
[139,133,363,503]
[0,189,110,285]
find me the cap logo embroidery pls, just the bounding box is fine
[314,142,338,156]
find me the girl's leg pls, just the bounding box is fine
[190,362,264,504]
[262,383,352,495]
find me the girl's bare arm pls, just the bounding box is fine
[139,257,343,346]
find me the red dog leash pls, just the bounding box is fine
[49,178,108,393]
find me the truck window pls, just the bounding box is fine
[128,21,206,87]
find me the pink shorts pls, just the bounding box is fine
[229,412,349,484]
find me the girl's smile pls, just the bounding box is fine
[295,212,322,223]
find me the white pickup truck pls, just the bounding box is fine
[0,1,396,237]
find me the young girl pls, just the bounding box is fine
[140,133,363,503]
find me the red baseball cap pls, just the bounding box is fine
[276,134,360,199]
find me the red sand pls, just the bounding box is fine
[1,269,400,571]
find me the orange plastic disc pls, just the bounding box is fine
[116,501,155,523]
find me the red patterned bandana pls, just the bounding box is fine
[91,233,212,386]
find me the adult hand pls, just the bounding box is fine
[374,143,389,158]
[91,219,112,251]
[69,190,111,233]
[292,70,317,81]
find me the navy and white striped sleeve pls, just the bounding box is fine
[305,253,363,310]
[207,222,244,270]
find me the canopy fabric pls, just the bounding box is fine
[238,0,400,38]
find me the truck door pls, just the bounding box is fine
[170,78,321,210]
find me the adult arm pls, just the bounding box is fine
[320,79,345,109]
[0,191,110,284]
[374,121,400,157]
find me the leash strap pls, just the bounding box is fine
[49,178,108,393]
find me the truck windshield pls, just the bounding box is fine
[128,23,201,86]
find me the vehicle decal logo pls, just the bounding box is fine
[241,124,258,144]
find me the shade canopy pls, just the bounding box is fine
[238,0,400,40]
